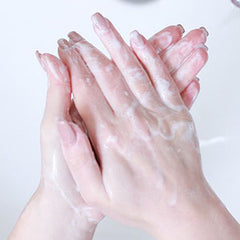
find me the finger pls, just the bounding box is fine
[181,78,200,109]
[162,27,209,73]
[68,31,137,114]
[58,120,108,206]
[148,24,185,55]
[91,12,161,109]
[173,47,208,92]
[57,39,113,130]
[69,101,88,134]
[36,51,71,123]
[130,30,185,111]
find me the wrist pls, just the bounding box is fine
[147,179,240,240]
[8,186,97,240]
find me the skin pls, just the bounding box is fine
[8,15,209,240]
[57,13,240,240]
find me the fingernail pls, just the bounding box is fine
[37,53,69,83]
[130,30,145,49]
[194,77,200,82]
[68,31,84,43]
[177,24,185,34]
[198,44,208,51]
[58,121,77,146]
[35,50,47,72]
[58,38,69,49]
[200,27,209,37]
[91,12,110,34]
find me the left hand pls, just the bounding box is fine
[8,53,103,240]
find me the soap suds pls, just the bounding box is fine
[200,137,227,147]
[105,64,114,73]
[85,77,91,85]
[158,31,173,48]
[106,135,118,143]
[127,67,146,82]
[156,77,185,112]
[169,193,177,207]
[126,101,139,119]
[44,151,98,222]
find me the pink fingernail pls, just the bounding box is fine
[35,50,47,72]
[194,77,200,82]
[68,31,84,43]
[200,27,209,37]
[57,39,69,49]
[130,30,145,49]
[91,12,110,34]
[177,24,185,34]
[198,44,208,51]
[58,121,77,146]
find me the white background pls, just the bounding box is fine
[0,0,240,239]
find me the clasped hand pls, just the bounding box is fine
[13,12,240,240]
[37,12,210,239]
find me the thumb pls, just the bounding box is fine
[57,120,108,206]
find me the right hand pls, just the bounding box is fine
[57,14,239,240]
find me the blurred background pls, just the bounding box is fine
[0,0,240,239]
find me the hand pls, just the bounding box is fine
[145,25,208,109]
[8,54,102,240]
[8,15,208,239]
[58,13,240,240]
[65,24,208,109]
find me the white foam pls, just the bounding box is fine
[105,64,114,73]
[106,135,118,143]
[156,77,185,112]
[159,31,173,47]
[200,136,227,147]
[127,67,146,82]
[126,101,139,119]
[85,77,91,85]
[169,193,177,207]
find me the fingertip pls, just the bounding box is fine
[181,79,200,109]
[177,24,185,34]
[188,28,208,44]
[68,31,84,43]
[149,25,183,54]
[35,50,41,61]
[194,77,200,82]
[91,12,103,22]
[199,26,209,37]
[36,50,48,72]
[58,38,71,49]
[130,30,147,50]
